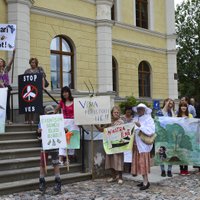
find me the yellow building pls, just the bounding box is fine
[1,0,178,101]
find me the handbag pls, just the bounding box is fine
[138,131,157,145]
[44,78,49,88]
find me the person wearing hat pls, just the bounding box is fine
[131,103,155,190]
[38,105,62,194]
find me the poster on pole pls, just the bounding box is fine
[0,88,8,133]
[103,123,135,154]
[154,117,200,166]
[0,24,16,51]
[40,114,67,150]
[18,73,43,114]
[74,96,111,125]
[64,119,80,149]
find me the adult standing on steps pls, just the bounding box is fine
[24,57,46,124]
[131,103,155,190]
[0,49,16,124]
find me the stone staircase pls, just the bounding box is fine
[0,124,92,195]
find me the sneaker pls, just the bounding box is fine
[180,170,185,175]
[39,178,46,192]
[167,170,173,177]
[185,170,190,175]
[161,170,166,177]
[53,177,61,195]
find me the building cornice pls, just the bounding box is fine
[6,0,34,7]
[113,39,168,54]
[166,33,177,40]
[31,6,96,26]
[96,19,114,27]
[81,0,96,4]
[96,0,113,6]
[114,21,166,39]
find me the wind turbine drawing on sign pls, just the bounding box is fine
[23,85,36,101]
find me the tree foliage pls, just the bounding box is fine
[175,0,200,99]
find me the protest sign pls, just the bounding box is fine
[74,96,111,125]
[0,88,7,133]
[40,114,66,150]
[0,24,16,51]
[18,73,43,114]
[103,123,135,154]
[154,117,200,166]
[64,119,80,149]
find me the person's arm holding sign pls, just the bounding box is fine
[5,49,15,72]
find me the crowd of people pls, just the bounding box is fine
[1,53,200,194]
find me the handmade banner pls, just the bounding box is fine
[154,117,200,166]
[0,88,7,133]
[40,114,67,150]
[18,73,43,114]
[64,119,80,149]
[74,96,111,125]
[103,123,135,154]
[0,24,16,51]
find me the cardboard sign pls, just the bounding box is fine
[18,73,43,114]
[0,24,16,51]
[64,119,80,149]
[74,96,111,125]
[0,88,7,133]
[103,123,135,154]
[40,114,67,150]
[155,117,200,166]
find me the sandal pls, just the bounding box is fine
[107,177,117,183]
[118,179,124,184]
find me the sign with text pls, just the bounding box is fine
[74,96,111,125]
[64,119,80,149]
[40,114,66,150]
[18,73,43,114]
[155,117,200,166]
[0,88,7,133]
[0,24,16,51]
[103,123,135,154]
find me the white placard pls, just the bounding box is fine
[74,96,111,125]
[0,24,16,51]
[0,88,8,133]
[40,114,66,150]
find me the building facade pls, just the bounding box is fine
[0,0,178,101]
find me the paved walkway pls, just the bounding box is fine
[1,166,200,200]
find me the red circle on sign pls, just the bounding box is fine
[21,84,38,103]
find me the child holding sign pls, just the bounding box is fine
[38,105,61,194]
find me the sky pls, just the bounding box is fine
[174,0,185,7]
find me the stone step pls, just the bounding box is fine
[0,163,82,184]
[0,139,40,150]
[5,124,37,132]
[0,156,41,171]
[0,131,37,140]
[0,147,41,160]
[0,172,92,195]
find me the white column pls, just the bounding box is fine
[165,0,178,99]
[6,0,34,86]
[96,0,113,93]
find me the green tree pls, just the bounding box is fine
[175,0,200,98]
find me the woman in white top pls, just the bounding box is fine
[131,103,155,190]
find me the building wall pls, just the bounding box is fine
[113,44,168,98]
[30,13,97,91]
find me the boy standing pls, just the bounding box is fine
[38,105,61,194]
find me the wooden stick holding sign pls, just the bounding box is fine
[43,150,48,174]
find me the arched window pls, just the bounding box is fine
[112,56,118,93]
[136,0,148,29]
[50,36,74,90]
[138,61,151,97]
